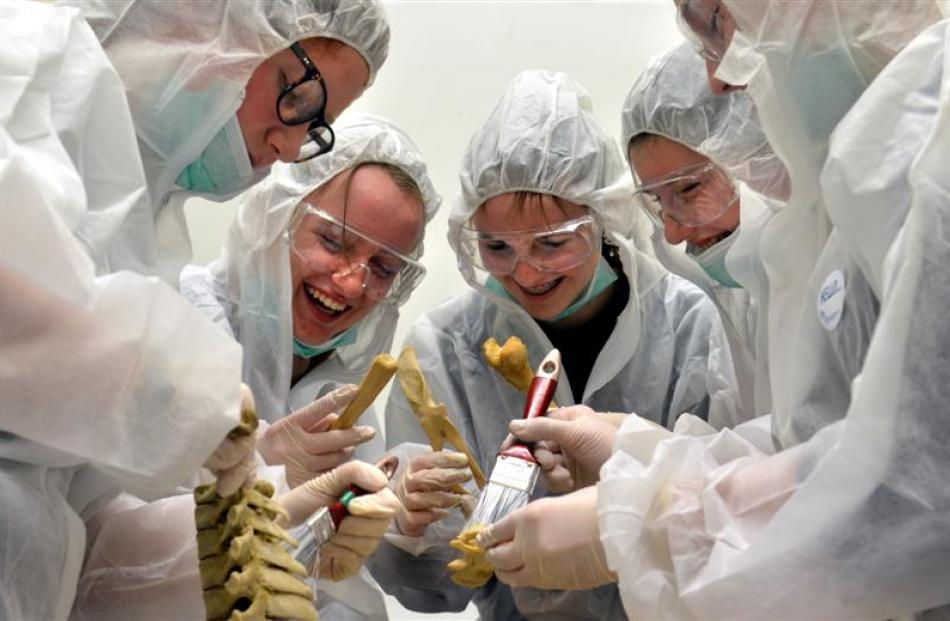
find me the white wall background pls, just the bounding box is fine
[185,2,682,618]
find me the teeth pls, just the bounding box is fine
[696,233,728,251]
[305,284,346,313]
[522,280,559,295]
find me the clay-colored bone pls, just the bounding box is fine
[197,485,295,560]
[396,346,486,490]
[330,354,398,430]
[226,591,320,621]
[224,561,312,599]
[232,406,259,437]
[448,524,493,589]
[483,337,534,393]
[199,529,308,589]
[483,336,557,408]
[199,509,299,561]
[204,586,318,621]
[196,485,285,530]
[196,454,318,621]
[195,480,275,507]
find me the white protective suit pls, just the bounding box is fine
[621,42,789,419]
[60,0,391,284]
[0,3,241,619]
[598,2,950,619]
[71,114,441,621]
[369,70,739,621]
[820,15,950,619]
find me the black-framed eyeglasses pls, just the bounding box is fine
[276,42,335,162]
[676,0,734,64]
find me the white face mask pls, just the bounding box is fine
[783,46,867,144]
[689,233,742,288]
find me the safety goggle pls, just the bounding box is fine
[676,0,735,64]
[289,203,425,301]
[633,162,738,228]
[457,214,601,276]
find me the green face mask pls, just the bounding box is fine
[689,233,742,289]
[292,327,359,359]
[485,256,619,320]
[175,114,257,197]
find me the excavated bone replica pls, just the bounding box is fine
[483,336,557,408]
[395,346,495,587]
[330,354,398,430]
[196,403,318,620]
[396,346,486,489]
[447,525,495,589]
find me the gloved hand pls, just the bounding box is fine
[395,451,472,537]
[506,405,624,493]
[258,384,377,488]
[205,383,259,496]
[278,459,400,581]
[478,486,616,590]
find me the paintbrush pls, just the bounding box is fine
[291,456,398,575]
[467,348,561,527]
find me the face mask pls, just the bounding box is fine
[783,46,866,145]
[175,113,257,197]
[689,233,742,288]
[553,256,619,320]
[292,327,359,359]
[485,256,619,320]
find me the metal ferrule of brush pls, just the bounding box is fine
[290,457,398,572]
[469,348,561,526]
[290,505,337,574]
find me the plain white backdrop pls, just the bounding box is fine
[185,2,682,618]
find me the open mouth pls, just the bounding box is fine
[517,277,564,298]
[303,282,350,318]
[693,231,731,251]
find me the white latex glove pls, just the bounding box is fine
[258,384,377,488]
[278,459,400,581]
[478,486,616,590]
[506,405,624,493]
[395,451,472,537]
[204,384,258,496]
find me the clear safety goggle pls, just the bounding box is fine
[633,162,738,228]
[457,214,602,276]
[676,0,735,63]
[289,203,425,301]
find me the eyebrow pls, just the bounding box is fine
[477,232,504,240]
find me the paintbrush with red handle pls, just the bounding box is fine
[467,348,561,527]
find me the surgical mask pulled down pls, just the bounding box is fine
[486,256,618,320]
[176,113,260,197]
[292,328,359,359]
[689,232,742,288]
